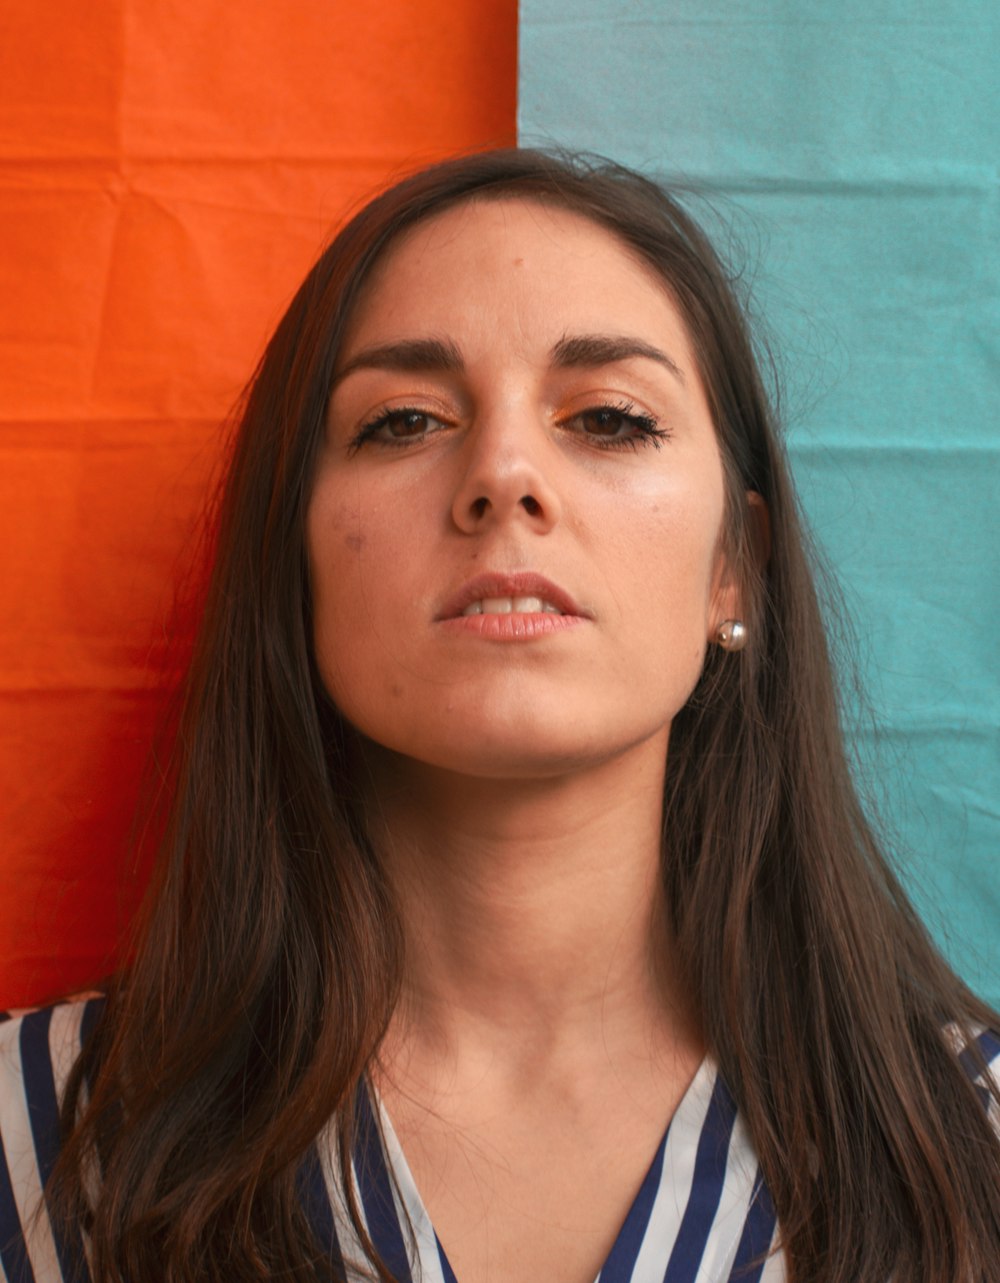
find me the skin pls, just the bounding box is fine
[307,198,744,1283]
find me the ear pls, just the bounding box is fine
[746,489,770,568]
[708,490,770,639]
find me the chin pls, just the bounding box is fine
[366,713,671,785]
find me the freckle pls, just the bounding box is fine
[345,534,363,552]
[513,257,524,267]
[391,683,403,698]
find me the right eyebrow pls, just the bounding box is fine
[332,338,464,387]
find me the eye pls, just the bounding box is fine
[347,406,448,454]
[564,401,670,451]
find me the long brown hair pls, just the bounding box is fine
[53,148,1000,1281]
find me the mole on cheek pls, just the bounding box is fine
[345,534,363,552]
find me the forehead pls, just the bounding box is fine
[342,196,696,361]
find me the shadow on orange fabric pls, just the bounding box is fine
[0,1,517,1008]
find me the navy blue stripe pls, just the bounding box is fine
[662,1074,739,1282]
[0,1126,38,1283]
[18,1010,60,1192]
[19,1008,92,1283]
[436,1231,460,1283]
[295,1143,346,1276]
[352,1082,413,1283]
[974,1028,1000,1064]
[597,1129,669,1283]
[726,1170,776,1282]
[958,1028,1000,1113]
[958,1028,1000,1080]
[77,999,104,1062]
[78,998,115,1180]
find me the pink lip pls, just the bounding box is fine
[440,612,582,640]
[436,572,587,622]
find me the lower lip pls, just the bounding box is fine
[438,612,586,640]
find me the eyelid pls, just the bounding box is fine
[332,372,461,425]
[557,380,657,411]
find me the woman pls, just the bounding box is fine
[2,148,999,1283]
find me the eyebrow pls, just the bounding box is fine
[551,334,685,383]
[332,332,685,386]
[333,338,464,386]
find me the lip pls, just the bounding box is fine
[436,571,588,621]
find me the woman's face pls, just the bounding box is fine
[308,198,739,780]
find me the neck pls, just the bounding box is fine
[361,739,699,1079]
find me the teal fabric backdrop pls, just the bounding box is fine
[519,1,1000,1001]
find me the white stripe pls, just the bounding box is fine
[316,1121,378,1283]
[374,1093,448,1283]
[0,1005,83,1277]
[757,1222,788,1281]
[692,1108,762,1283]
[46,1003,87,1109]
[628,1056,718,1283]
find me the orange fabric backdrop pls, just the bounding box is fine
[0,1,516,1009]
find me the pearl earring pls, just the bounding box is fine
[716,620,747,652]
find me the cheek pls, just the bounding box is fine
[617,480,726,690]
[307,485,420,728]
[308,492,369,691]
[614,469,724,613]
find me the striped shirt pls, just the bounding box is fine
[2,999,998,1283]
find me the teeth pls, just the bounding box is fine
[461,596,564,616]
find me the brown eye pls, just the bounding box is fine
[565,403,669,451]
[349,407,447,453]
[376,410,437,439]
[579,408,640,438]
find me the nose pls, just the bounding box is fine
[450,413,562,535]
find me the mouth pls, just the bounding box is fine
[437,572,587,622]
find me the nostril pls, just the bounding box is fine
[471,496,489,519]
[520,494,541,517]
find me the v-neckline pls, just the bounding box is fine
[355,1056,759,1283]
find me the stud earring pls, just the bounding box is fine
[716,620,747,652]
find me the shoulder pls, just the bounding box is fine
[0,996,104,1116]
[947,1022,1000,1123]
[0,997,105,1282]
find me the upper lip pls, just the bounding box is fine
[436,572,587,620]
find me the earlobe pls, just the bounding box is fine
[708,490,770,647]
[708,557,743,645]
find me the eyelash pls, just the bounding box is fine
[347,400,670,454]
[564,401,670,451]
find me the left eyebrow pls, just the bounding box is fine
[551,334,685,384]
